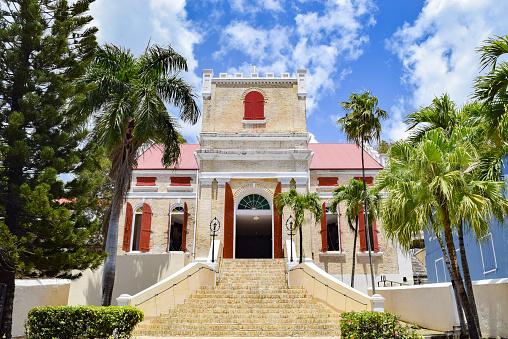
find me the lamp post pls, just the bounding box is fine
[209,216,220,263]
[286,215,295,262]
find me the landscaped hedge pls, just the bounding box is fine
[340,311,423,339]
[25,305,144,339]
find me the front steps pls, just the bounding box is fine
[133,259,341,337]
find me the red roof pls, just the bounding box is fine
[136,144,199,170]
[308,143,382,170]
[135,143,382,171]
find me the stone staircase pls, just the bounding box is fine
[133,259,341,336]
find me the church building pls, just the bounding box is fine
[117,69,413,292]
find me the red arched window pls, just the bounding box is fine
[244,91,264,120]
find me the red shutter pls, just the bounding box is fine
[273,182,282,258]
[358,209,366,252]
[320,202,328,252]
[372,220,379,252]
[170,177,191,186]
[139,203,152,252]
[136,177,156,186]
[318,177,338,186]
[122,202,133,251]
[182,202,188,252]
[223,182,234,258]
[354,176,373,185]
[244,91,264,120]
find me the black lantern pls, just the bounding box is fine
[209,217,220,263]
[286,215,295,262]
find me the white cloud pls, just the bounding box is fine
[309,133,319,143]
[383,97,410,142]
[215,0,376,115]
[89,0,204,142]
[228,0,284,13]
[388,0,508,108]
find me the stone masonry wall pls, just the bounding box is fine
[202,82,306,133]
[309,172,399,276]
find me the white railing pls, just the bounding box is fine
[117,241,222,317]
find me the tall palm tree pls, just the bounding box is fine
[405,95,504,336]
[329,179,379,288]
[375,127,508,339]
[337,90,387,294]
[74,44,200,305]
[274,189,322,264]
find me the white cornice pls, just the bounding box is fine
[195,149,312,162]
[126,192,196,199]
[132,170,198,175]
[197,132,310,142]
[212,78,297,84]
[199,171,310,185]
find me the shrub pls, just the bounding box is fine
[340,311,423,339]
[25,305,144,339]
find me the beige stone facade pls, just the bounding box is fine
[119,69,413,293]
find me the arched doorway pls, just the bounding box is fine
[235,193,272,258]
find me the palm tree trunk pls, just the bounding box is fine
[458,222,481,337]
[101,200,120,306]
[361,138,376,294]
[436,234,466,338]
[299,224,303,264]
[102,122,136,306]
[350,217,358,288]
[441,207,480,339]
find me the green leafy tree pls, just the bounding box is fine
[375,127,508,339]
[0,1,105,337]
[337,90,387,293]
[375,140,392,154]
[329,179,379,288]
[274,190,322,264]
[74,43,200,305]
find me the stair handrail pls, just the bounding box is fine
[135,265,215,307]
[289,267,368,308]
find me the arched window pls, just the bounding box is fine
[244,91,264,120]
[122,202,152,252]
[168,203,188,252]
[238,194,270,210]
[320,203,341,252]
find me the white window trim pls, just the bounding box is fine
[131,204,144,252]
[168,203,185,252]
[325,204,341,252]
[435,257,447,283]
[479,232,498,275]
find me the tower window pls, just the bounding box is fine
[244,91,265,120]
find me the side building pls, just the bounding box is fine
[118,69,413,293]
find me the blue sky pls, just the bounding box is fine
[89,0,508,145]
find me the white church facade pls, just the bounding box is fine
[117,69,413,292]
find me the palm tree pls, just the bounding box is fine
[274,189,322,264]
[405,95,505,336]
[375,127,508,339]
[74,44,200,305]
[337,90,387,294]
[474,35,508,147]
[329,179,379,288]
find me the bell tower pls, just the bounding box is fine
[194,69,313,259]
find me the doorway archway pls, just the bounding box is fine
[234,192,273,258]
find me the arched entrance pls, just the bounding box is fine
[235,193,273,258]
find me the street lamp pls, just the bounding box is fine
[286,215,295,262]
[209,216,220,263]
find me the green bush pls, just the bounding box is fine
[25,305,144,339]
[340,311,422,339]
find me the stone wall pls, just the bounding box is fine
[202,82,306,133]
